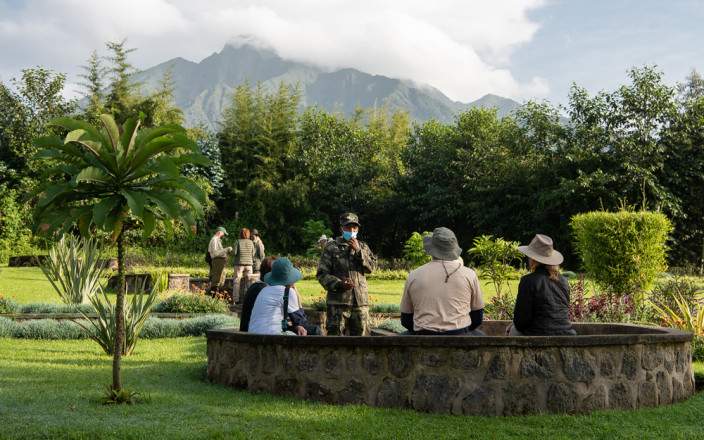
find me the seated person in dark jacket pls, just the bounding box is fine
[239,256,276,332]
[509,234,576,336]
[400,227,485,335]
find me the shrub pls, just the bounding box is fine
[41,235,106,304]
[77,287,158,355]
[301,219,333,257]
[0,315,237,339]
[484,294,516,320]
[468,235,522,300]
[370,303,400,314]
[18,303,94,314]
[0,296,19,314]
[140,315,238,338]
[153,293,228,314]
[403,232,431,269]
[376,319,405,333]
[651,277,704,312]
[571,210,672,297]
[6,319,88,339]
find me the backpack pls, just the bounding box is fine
[205,251,212,266]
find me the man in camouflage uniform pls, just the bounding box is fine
[317,213,377,336]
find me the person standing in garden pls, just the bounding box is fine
[232,228,257,304]
[208,226,232,296]
[251,228,266,279]
[317,212,377,335]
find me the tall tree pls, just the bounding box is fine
[78,50,107,123]
[34,115,208,392]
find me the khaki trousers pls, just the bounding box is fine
[233,265,253,303]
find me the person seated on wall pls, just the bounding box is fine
[400,227,486,336]
[507,234,577,336]
[248,257,321,335]
[239,256,277,332]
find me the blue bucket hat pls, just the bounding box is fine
[263,257,302,286]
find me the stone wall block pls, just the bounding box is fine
[503,382,540,415]
[656,371,673,404]
[376,378,408,408]
[638,382,658,407]
[485,351,509,380]
[460,385,498,416]
[642,345,664,370]
[620,349,640,380]
[580,384,607,412]
[521,351,558,379]
[546,383,579,413]
[608,382,635,409]
[450,349,481,371]
[388,349,414,378]
[411,375,459,412]
[337,379,368,405]
[560,349,596,383]
[305,381,334,403]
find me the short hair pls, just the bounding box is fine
[240,228,251,239]
[260,256,277,278]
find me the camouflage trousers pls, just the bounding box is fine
[326,304,369,336]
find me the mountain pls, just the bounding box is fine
[132,43,522,129]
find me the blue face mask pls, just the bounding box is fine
[342,230,358,241]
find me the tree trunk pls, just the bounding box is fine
[112,229,125,391]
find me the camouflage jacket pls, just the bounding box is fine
[316,237,377,306]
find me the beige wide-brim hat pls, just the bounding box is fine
[518,234,564,265]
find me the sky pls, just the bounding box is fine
[0,0,702,104]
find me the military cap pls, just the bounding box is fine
[339,212,360,226]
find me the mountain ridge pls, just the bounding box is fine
[132,43,522,129]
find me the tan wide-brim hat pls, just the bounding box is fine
[518,234,563,265]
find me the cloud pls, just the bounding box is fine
[0,0,549,102]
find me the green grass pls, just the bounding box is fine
[0,267,516,307]
[0,337,702,439]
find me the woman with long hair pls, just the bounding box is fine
[509,234,576,336]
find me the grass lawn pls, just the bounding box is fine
[0,267,518,306]
[0,337,701,439]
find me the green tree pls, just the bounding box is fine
[33,114,208,393]
[78,50,107,123]
[0,67,76,189]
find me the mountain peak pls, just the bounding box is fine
[132,43,522,129]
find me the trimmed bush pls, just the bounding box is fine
[403,232,431,269]
[18,303,93,314]
[153,294,228,314]
[0,315,237,339]
[571,210,672,295]
[370,303,400,314]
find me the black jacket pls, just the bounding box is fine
[512,267,576,336]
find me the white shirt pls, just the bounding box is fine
[248,285,301,334]
[208,235,228,259]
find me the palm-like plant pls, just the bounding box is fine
[33,114,208,392]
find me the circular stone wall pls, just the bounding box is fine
[206,321,694,415]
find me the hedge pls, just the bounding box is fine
[571,210,672,295]
[0,315,238,339]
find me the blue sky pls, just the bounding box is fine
[0,0,701,104]
[513,0,704,104]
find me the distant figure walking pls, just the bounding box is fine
[232,228,256,304]
[251,228,266,278]
[207,226,232,296]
